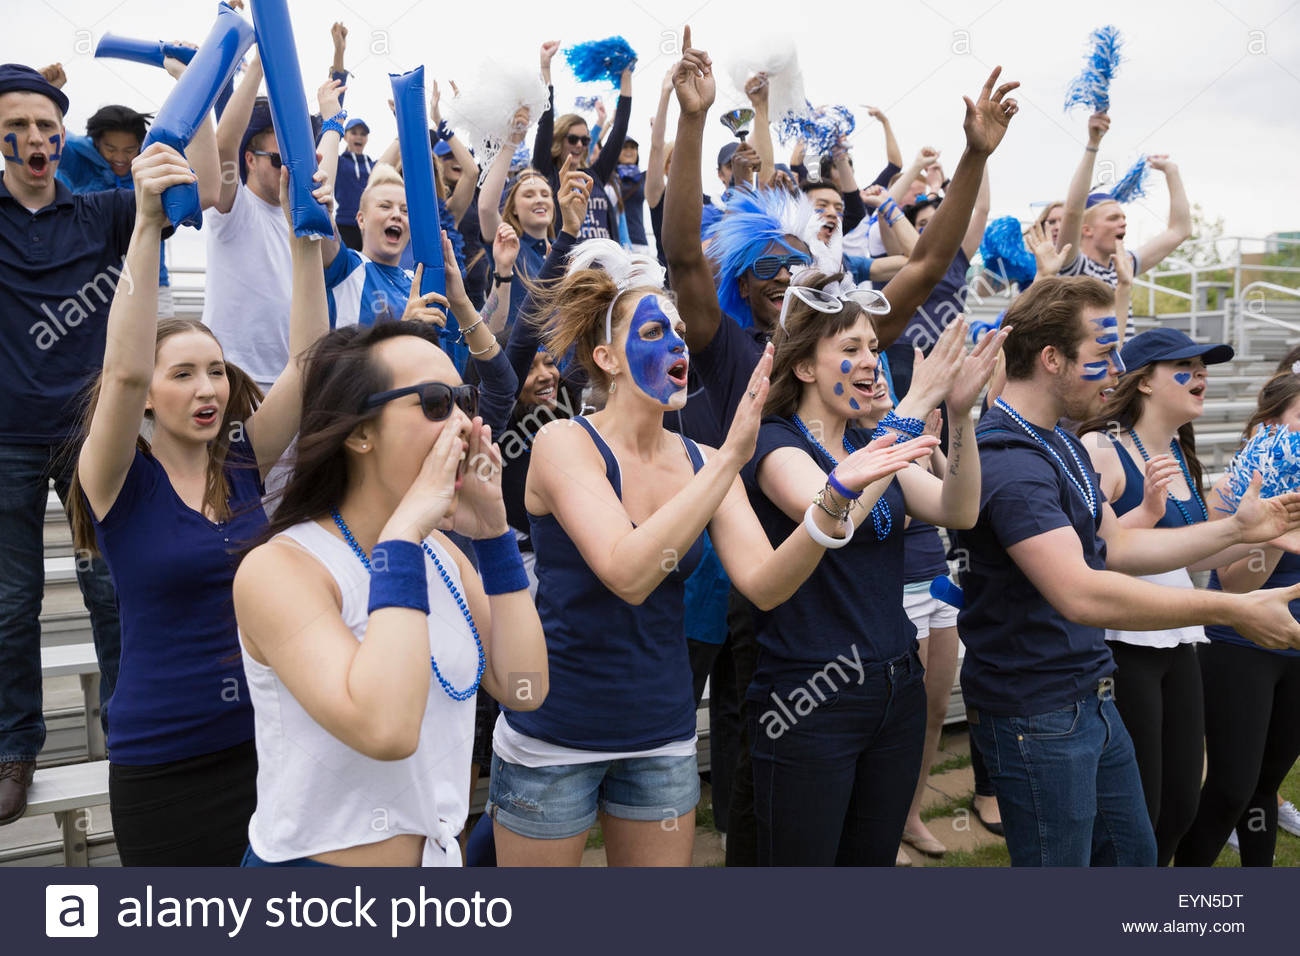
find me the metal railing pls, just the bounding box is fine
[1233,282,1300,357]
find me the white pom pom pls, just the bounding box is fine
[724,34,814,129]
[567,237,665,291]
[442,58,551,176]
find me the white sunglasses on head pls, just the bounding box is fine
[777,277,891,331]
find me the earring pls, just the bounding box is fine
[360,443,369,450]
[609,380,617,394]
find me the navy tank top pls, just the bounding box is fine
[507,417,707,750]
[1105,432,1201,528]
[1206,555,1300,658]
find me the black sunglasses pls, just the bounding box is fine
[251,149,282,169]
[751,253,812,280]
[364,382,478,421]
[566,133,592,146]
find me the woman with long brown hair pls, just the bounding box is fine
[487,242,933,867]
[67,145,329,864]
[742,270,1006,865]
[1077,328,1237,865]
[1175,371,1300,866]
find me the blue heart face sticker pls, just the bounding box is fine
[1174,372,1192,386]
[624,294,688,404]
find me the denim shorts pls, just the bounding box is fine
[486,751,701,840]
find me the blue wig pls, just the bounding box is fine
[563,37,637,87]
[979,216,1037,287]
[705,188,817,328]
[1064,25,1123,113]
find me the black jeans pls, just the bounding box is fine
[1110,641,1204,866]
[1176,641,1300,867]
[749,648,927,865]
[109,739,257,866]
[713,590,760,864]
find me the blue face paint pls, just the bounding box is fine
[1095,332,1119,345]
[1091,316,1118,330]
[833,382,844,395]
[2,133,20,163]
[46,133,61,164]
[625,295,688,404]
[840,360,852,374]
[849,397,861,411]
[1081,362,1110,381]
[1174,372,1192,385]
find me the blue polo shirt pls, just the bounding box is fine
[323,245,412,328]
[56,134,169,288]
[955,405,1115,716]
[0,174,136,443]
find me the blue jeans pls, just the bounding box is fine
[748,648,927,865]
[0,443,120,762]
[969,692,1156,866]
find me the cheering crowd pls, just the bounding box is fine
[2,12,1300,871]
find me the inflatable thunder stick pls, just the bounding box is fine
[249,0,332,238]
[140,2,254,229]
[95,34,199,69]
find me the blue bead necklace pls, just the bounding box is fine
[1126,429,1207,525]
[993,399,1097,518]
[331,511,485,701]
[791,414,892,540]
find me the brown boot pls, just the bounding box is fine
[0,760,36,825]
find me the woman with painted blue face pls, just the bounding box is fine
[487,240,936,866]
[742,270,1008,865]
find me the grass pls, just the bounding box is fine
[928,753,972,777]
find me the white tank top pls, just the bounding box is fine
[1105,567,1208,648]
[241,520,477,866]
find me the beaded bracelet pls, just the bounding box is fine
[321,110,347,137]
[881,409,925,437]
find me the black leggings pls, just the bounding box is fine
[1175,642,1300,867]
[109,739,257,866]
[1110,641,1205,866]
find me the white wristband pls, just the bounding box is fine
[803,503,855,550]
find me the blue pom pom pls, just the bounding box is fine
[1220,425,1300,514]
[510,140,531,168]
[1064,24,1123,113]
[774,103,855,152]
[563,37,637,87]
[1109,155,1149,204]
[979,217,1037,287]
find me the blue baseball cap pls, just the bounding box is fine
[718,141,739,168]
[433,139,452,157]
[344,117,369,134]
[1119,328,1234,373]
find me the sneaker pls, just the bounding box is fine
[1226,829,1239,852]
[1279,800,1300,838]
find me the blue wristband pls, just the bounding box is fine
[472,531,529,595]
[366,539,430,615]
[827,470,861,501]
[322,109,347,137]
[437,120,454,142]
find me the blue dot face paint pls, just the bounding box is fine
[834,382,844,395]
[849,397,861,411]
[840,360,852,374]
[624,294,689,405]
[1174,372,1192,386]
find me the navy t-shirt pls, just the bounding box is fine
[91,435,265,764]
[955,405,1115,716]
[742,418,916,675]
[666,311,766,448]
[896,248,970,350]
[0,177,135,442]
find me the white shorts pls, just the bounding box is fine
[903,588,958,639]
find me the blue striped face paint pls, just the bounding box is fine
[624,294,689,405]
[1081,362,1111,381]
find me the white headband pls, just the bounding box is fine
[564,238,666,346]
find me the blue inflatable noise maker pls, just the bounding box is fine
[95,34,199,69]
[390,66,465,371]
[140,2,254,230]
[250,0,333,238]
[929,575,963,609]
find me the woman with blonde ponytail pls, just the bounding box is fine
[66,146,330,865]
[487,239,934,866]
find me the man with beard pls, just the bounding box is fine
[956,275,1300,866]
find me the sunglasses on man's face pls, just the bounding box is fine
[250,149,282,169]
[750,253,812,280]
[566,134,592,147]
[364,382,478,422]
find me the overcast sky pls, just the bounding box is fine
[8,0,1299,268]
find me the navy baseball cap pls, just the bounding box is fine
[344,117,369,134]
[1119,328,1234,373]
[433,139,452,157]
[717,141,738,168]
[0,63,69,115]
[238,97,274,182]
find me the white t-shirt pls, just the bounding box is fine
[202,183,293,388]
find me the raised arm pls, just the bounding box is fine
[864,185,919,256]
[478,106,529,242]
[1057,111,1108,258]
[960,165,991,260]
[211,52,262,214]
[663,27,726,355]
[430,80,479,223]
[248,168,330,476]
[590,68,632,183]
[314,78,345,267]
[831,139,866,233]
[160,51,223,211]
[644,68,674,208]
[531,41,559,177]
[867,106,903,169]
[78,147,195,519]
[888,145,938,206]
[876,67,1019,348]
[1134,155,1192,273]
[744,73,775,186]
